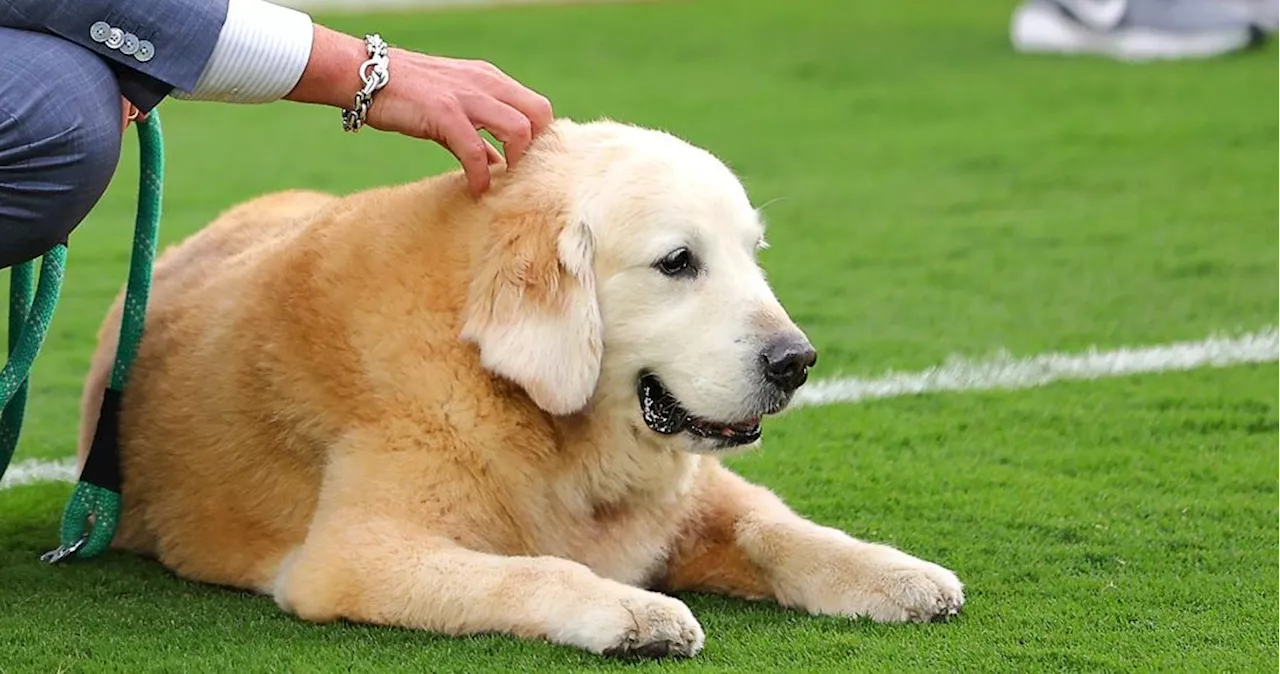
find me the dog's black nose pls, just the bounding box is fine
[761,336,817,392]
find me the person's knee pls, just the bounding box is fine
[0,29,124,268]
[0,112,123,264]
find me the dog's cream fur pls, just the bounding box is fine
[77,119,963,658]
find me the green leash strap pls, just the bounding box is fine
[40,111,165,564]
[0,247,68,477]
[1,257,34,472]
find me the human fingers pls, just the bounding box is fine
[120,97,134,134]
[484,138,503,165]
[121,98,149,135]
[447,58,552,138]
[436,107,493,196]
[477,62,554,136]
[494,79,553,136]
[464,96,535,168]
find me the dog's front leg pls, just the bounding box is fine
[269,434,704,659]
[662,461,964,623]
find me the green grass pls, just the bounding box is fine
[2,0,1277,671]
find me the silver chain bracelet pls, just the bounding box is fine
[341,34,391,133]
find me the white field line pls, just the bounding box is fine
[792,326,1279,408]
[1,457,76,490]
[3,326,1276,491]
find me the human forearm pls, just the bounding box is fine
[283,24,369,109]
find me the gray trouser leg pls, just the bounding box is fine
[0,26,124,269]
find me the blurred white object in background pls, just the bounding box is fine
[1225,0,1280,31]
[1011,0,1274,60]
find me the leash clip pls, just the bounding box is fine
[40,535,87,565]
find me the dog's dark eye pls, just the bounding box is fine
[655,248,696,278]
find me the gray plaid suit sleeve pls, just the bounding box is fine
[0,0,230,111]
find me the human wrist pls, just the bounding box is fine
[171,0,314,104]
[284,25,375,110]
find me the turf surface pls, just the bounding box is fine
[1,0,1277,671]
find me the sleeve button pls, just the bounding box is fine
[134,40,155,62]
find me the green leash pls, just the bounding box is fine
[0,248,67,473]
[0,111,164,564]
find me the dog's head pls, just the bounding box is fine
[462,120,815,453]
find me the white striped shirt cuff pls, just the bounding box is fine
[172,0,315,104]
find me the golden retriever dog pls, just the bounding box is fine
[77,118,963,658]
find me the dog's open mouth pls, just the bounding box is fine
[638,374,762,447]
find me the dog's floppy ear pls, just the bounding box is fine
[461,203,602,416]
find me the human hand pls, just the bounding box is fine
[287,26,554,197]
[120,97,147,134]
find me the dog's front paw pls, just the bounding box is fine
[561,590,705,659]
[792,543,965,624]
[863,555,965,623]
